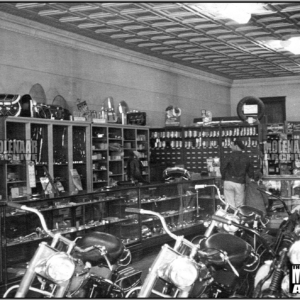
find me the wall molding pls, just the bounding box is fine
[0,11,233,87]
[232,76,300,88]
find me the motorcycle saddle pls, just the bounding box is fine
[238,205,265,222]
[202,233,252,268]
[73,232,124,266]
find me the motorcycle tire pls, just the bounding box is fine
[236,96,265,122]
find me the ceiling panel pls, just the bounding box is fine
[1,2,300,79]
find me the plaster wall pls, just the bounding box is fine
[231,77,300,121]
[0,13,232,127]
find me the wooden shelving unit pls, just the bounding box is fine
[150,123,263,176]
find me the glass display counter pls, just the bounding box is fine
[263,175,300,211]
[0,177,216,292]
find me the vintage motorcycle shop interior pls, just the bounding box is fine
[1,2,300,298]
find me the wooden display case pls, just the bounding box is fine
[150,123,263,177]
[0,117,150,198]
[0,117,92,200]
[91,123,150,190]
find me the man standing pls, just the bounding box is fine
[221,139,254,208]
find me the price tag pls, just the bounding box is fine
[27,161,36,188]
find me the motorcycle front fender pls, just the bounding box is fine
[15,242,70,298]
[254,260,273,290]
[15,242,53,298]
[138,244,179,298]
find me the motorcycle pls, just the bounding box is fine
[253,189,300,298]
[125,184,274,298]
[192,184,272,257]
[3,202,142,298]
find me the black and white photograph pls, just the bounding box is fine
[1,2,300,298]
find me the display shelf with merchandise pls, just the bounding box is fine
[0,117,92,200]
[150,127,184,170]
[0,177,216,293]
[220,123,262,174]
[91,124,150,186]
[150,123,263,177]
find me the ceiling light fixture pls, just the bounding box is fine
[221,4,251,24]
[190,3,266,24]
[258,37,300,55]
[281,37,300,55]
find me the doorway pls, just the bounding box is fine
[259,96,286,123]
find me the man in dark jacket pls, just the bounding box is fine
[221,139,254,208]
[127,150,144,183]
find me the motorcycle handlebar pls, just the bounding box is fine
[125,208,182,241]
[194,184,208,189]
[125,207,141,214]
[195,184,236,211]
[212,215,232,225]
[7,202,24,209]
[257,188,291,216]
[6,202,87,253]
[212,215,275,257]
[125,207,201,252]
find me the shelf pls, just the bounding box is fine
[141,221,204,240]
[93,181,108,183]
[0,120,153,291]
[141,209,197,221]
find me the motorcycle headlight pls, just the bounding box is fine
[166,257,198,288]
[289,240,300,264]
[281,274,300,298]
[281,274,290,296]
[295,224,300,236]
[45,252,75,282]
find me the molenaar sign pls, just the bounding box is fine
[0,139,38,161]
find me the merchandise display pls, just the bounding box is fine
[150,123,262,175]
[1,107,299,298]
[91,123,149,189]
[0,178,216,294]
[0,117,150,200]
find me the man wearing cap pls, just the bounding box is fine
[221,139,254,208]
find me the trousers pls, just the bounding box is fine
[224,180,245,208]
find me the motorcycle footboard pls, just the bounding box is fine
[115,266,142,292]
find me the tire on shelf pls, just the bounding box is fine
[237,96,265,123]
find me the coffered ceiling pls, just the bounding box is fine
[1,2,300,80]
